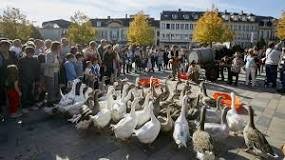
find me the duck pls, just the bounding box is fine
[157,107,174,133]
[204,107,230,141]
[58,79,81,106]
[192,106,215,160]
[205,96,223,123]
[173,95,190,148]
[226,92,246,134]
[89,88,115,129]
[111,87,134,122]
[200,81,216,108]
[133,101,161,144]
[112,97,142,141]
[243,106,278,159]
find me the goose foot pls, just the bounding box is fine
[147,143,155,149]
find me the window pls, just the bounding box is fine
[183,14,189,19]
[166,23,170,29]
[176,24,179,30]
[162,34,165,38]
[251,26,254,31]
[190,24,193,30]
[172,14,178,19]
[185,24,189,30]
[97,21,101,27]
[242,25,245,31]
[238,25,241,30]
[171,24,175,30]
[181,24,184,30]
[246,25,249,31]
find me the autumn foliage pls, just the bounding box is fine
[67,11,96,45]
[127,12,154,46]
[193,10,234,46]
[277,12,285,40]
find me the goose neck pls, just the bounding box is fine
[221,108,228,126]
[200,107,206,131]
[231,94,237,112]
[249,107,255,129]
[201,83,208,97]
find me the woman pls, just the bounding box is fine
[245,49,257,87]
[186,60,200,83]
[44,41,61,106]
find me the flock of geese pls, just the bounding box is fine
[46,77,279,160]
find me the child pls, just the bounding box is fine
[75,53,84,78]
[6,65,22,118]
[83,61,94,88]
[91,59,100,89]
[186,60,200,83]
[64,53,77,83]
[245,49,257,87]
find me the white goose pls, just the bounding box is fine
[112,97,142,141]
[173,95,190,148]
[134,92,152,127]
[226,92,246,134]
[61,85,93,115]
[111,87,134,122]
[98,85,117,102]
[204,107,230,141]
[90,87,116,128]
[133,101,161,144]
[58,79,81,106]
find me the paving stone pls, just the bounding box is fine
[255,115,272,129]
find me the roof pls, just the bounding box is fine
[90,17,159,28]
[160,10,276,25]
[42,19,71,28]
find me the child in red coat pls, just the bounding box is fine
[6,65,22,118]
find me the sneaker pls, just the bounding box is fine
[10,112,22,118]
[22,109,29,114]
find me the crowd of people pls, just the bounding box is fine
[0,37,284,119]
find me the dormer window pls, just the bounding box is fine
[183,14,189,19]
[164,14,169,18]
[223,15,229,21]
[232,15,238,21]
[249,16,255,22]
[242,16,247,21]
[172,14,178,19]
[193,14,198,20]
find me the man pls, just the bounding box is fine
[170,46,180,81]
[97,39,107,61]
[18,47,40,112]
[278,46,285,93]
[60,38,70,63]
[264,41,283,88]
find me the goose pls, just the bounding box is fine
[98,85,117,102]
[192,106,215,160]
[134,92,152,127]
[187,95,201,120]
[226,92,246,134]
[173,95,190,148]
[204,107,230,141]
[133,101,161,144]
[64,86,93,116]
[205,96,223,123]
[243,106,278,159]
[58,79,81,106]
[89,88,116,129]
[179,81,192,100]
[74,83,88,102]
[172,81,183,100]
[111,87,134,122]
[200,81,216,108]
[112,97,142,141]
[157,107,174,133]
[160,80,170,101]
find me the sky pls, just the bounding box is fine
[1,0,284,26]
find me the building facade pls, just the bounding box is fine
[40,16,160,45]
[39,19,70,40]
[159,9,276,48]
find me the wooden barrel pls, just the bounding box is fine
[188,48,215,64]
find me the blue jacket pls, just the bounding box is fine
[64,61,77,82]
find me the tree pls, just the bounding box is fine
[277,12,285,40]
[256,38,266,49]
[67,11,96,45]
[127,11,154,46]
[0,7,34,41]
[193,10,234,47]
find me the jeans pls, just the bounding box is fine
[231,72,239,85]
[246,67,256,87]
[265,64,278,87]
[21,81,35,108]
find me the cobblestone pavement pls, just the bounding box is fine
[0,70,284,160]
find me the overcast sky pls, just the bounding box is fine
[1,0,284,26]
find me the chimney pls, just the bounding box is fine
[178,8,181,12]
[125,14,128,19]
[241,10,244,15]
[224,9,227,13]
[107,16,110,19]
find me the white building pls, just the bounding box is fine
[159,9,276,48]
[39,19,70,40]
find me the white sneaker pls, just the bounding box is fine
[22,109,29,114]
